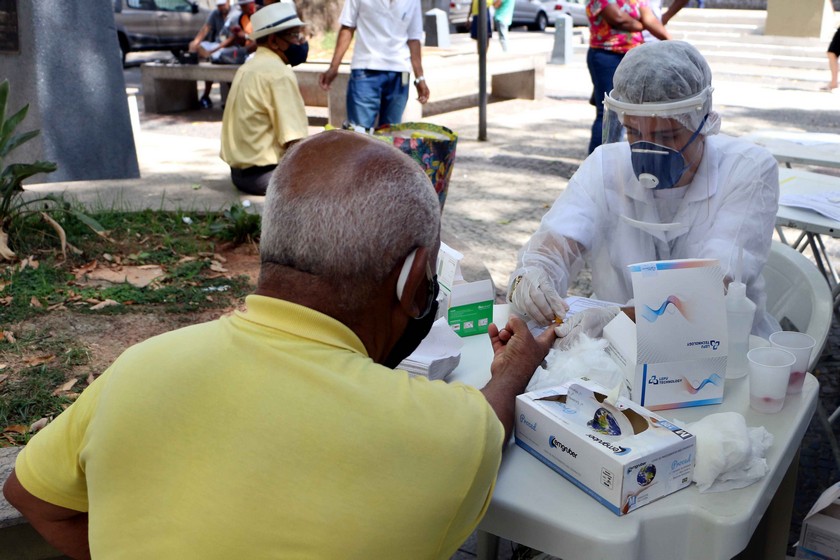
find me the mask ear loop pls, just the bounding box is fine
[396,248,418,303]
[677,114,709,155]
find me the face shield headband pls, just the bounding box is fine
[630,113,708,190]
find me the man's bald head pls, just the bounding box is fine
[259,130,440,313]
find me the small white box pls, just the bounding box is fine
[514,378,695,516]
[602,259,728,411]
[796,482,840,559]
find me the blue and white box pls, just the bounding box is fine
[603,259,728,411]
[514,378,696,516]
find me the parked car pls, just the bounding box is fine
[113,0,210,63]
[449,0,471,32]
[549,0,588,27]
[511,0,556,32]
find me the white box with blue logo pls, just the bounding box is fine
[603,258,728,411]
[514,378,695,516]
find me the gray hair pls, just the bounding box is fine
[260,143,440,309]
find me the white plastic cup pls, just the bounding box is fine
[768,331,816,395]
[747,347,796,414]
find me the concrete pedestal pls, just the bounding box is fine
[765,0,836,41]
[0,0,139,183]
[550,13,574,65]
[425,8,451,47]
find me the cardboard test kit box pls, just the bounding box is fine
[603,259,728,411]
[436,242,493,337]
[796,481,840,559]
[515,377,696,516]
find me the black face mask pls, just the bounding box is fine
[284,41,308,67]
[383,273,440,370]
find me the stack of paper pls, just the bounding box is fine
[780,191,840,222]
[397,318,464,380]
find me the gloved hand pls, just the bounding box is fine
[508,269,569,326]
[555,306,621,351]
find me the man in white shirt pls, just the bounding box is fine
[319,0,430,129]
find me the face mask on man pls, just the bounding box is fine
[630,114,708,190]
[382,249,440,369]
[284,41,309,67]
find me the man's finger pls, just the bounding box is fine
[535,323,558,351]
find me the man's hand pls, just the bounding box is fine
[481,316,556,441]
[415,80,430,104]
[319,67,338,91]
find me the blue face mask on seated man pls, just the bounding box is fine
[630,115,708,189]
[284,41,308,67]
[630,114,708,190]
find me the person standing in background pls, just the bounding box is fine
[319,0,430,130]
[825,26,840,92]
[585,0,670,155]
[468,0,493,52]
[494,0,515,52]
[643,0,688,43]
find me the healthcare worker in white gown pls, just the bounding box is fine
[508,40,781,343]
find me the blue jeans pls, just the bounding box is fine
[587,47,625,154]
[346,69,409,129]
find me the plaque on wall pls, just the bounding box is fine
[0,0,19,54]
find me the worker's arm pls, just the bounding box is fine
[407,39,429,104]
[661,0,689,25]
[640,6,671,40]
[600,3,643,32]
[319,26,355,91]
[3,470,90,560]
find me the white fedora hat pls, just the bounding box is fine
[251,2,306,41]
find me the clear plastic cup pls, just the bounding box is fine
[768,331,816,395]
[747,347,796,414]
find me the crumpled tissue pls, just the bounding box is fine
[526,333,625,394]
[680,412,774,493]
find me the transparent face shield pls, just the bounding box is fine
[602,88,712,235]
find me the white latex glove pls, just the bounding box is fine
[555,306,621,351]
[508,269,569,326]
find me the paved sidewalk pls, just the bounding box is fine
[21,22,840,558]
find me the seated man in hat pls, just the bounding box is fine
[220,1,310,195]
[4,130,555,558]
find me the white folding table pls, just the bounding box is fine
[776,167,840,303]
[742,130,840,170]
[446,306,818,560]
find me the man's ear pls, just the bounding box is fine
[395,247,430,318]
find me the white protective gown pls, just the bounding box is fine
[512,134,781,337]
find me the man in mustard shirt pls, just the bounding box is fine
[220,2,310,195]
[4,130,555,559]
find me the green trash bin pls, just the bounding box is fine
[373,123,458,211]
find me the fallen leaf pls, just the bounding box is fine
[0,280,6,292]
[19,256,39,271]
[86,298,102,305]
[2,434,16,444]
[3,331,15,343]
[86,373,96,385]
[0,373,8,384]
[72,260,98,280]
[103,253,113,262]
[30,296,43,308]
[53,378,79,395]
[191,183,202,190]
[3,425,28,434]
[90,299,120,310]
[178,256,197,264]
[209,261,228,273]
[47,302,66,311]
[85,265,165,288]
[24,354,55,366]
[0,296,12,306]
[29,418,49,432]
[213,253,227,263]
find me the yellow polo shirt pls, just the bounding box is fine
[15,296,504,559]
[220,47,309,168]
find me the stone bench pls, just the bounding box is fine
[141,61,349,126]
[0,446,65,558]
[140,52,544,125]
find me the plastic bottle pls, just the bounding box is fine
[725,248,756,379]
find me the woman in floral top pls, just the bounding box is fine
[586,0,670,154]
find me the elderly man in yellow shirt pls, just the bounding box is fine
[220,2,310,195]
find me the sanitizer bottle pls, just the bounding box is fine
[725,248,756,379]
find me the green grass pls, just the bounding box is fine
[0,203,261,442]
